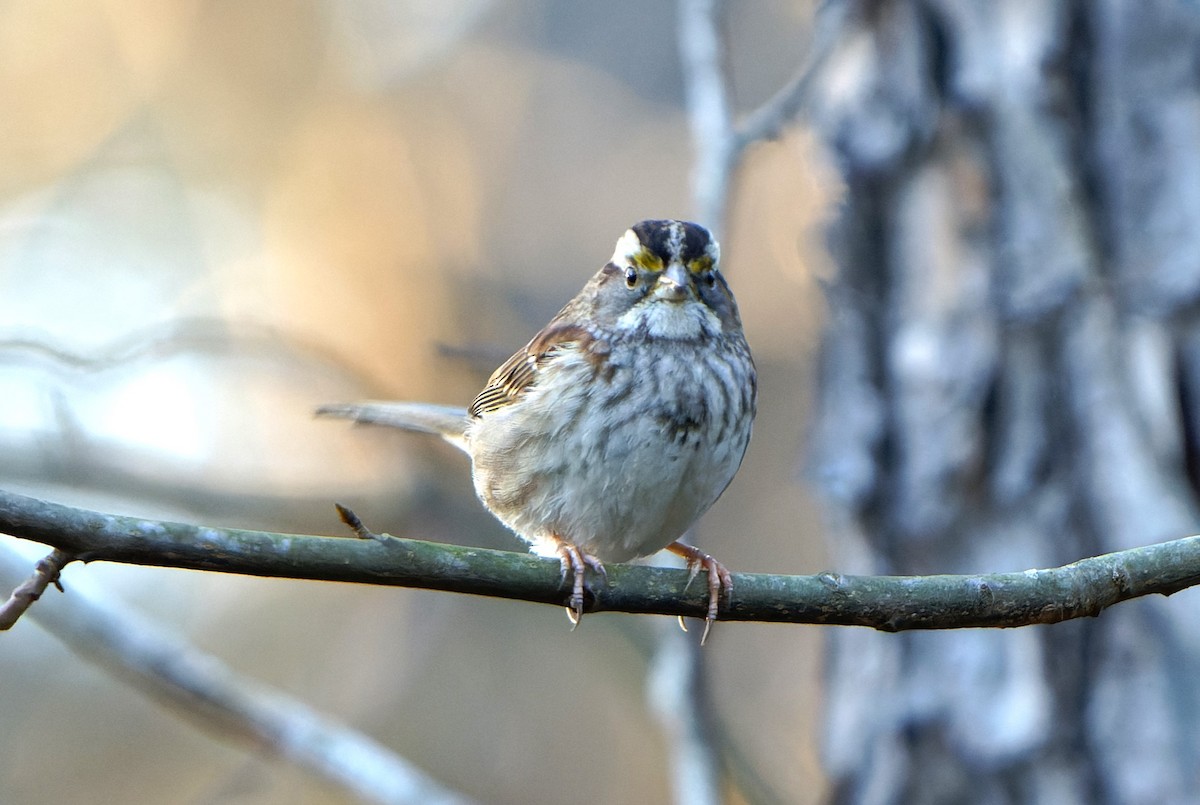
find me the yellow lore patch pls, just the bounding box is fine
[631,248,665,272]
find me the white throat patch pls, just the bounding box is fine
[617,297,721,340]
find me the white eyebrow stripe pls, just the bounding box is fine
[610,229,642,266]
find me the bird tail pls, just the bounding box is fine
[316,401,470,454]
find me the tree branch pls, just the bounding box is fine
[4,488,1200,630]
[0,543,474,805]
[677,0,830,231]
[0,548,72,630]
[678,0,737,228]
[649,625,724,805]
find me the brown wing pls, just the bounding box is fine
[468,323,593,418]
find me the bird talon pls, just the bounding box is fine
[666,541,732,645]
[585,555,608,584]
[555,540,605,628]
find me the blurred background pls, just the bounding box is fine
[14,2,1199,803]
[0,1,830,803]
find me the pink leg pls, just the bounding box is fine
[666,542,733,645]
[553,539,606,627]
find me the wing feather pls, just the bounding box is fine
[468,323,593,417]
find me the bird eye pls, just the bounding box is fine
[701,272,716,287]
[624,267,638,288]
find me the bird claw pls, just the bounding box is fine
[555,541,606,627]
[667,542,732,645]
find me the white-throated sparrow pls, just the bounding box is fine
[320,220,756,639]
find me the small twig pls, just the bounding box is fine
[336,502,386,542]
[0,548,73,630]
[734,65,814,152]
[732,24,831,153]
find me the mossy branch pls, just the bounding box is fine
[3,488,1200,630]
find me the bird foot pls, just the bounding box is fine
[554,541,607,628]
[666,542,732,645]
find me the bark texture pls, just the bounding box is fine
[805,2,1200,803]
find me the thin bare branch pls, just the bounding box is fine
[4,489,1200,630]
[649,626,724,805]
[733,45,826,153]
[679,0,737,228]
[0,548,72,630]
[0,543,474,805]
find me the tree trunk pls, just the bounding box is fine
[805,2,1200,803]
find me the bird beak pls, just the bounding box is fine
[654,263,692,303]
